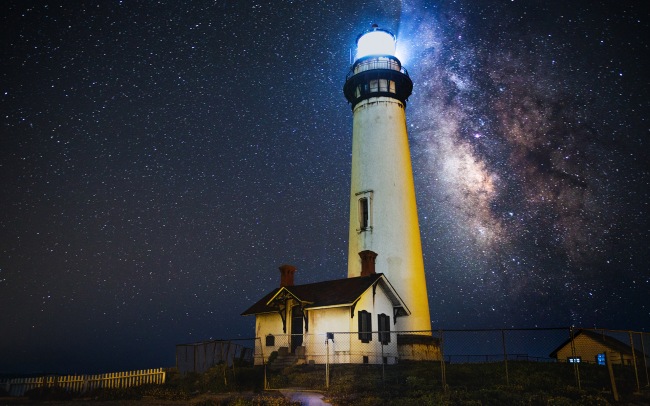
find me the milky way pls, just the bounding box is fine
[0,0,647,373]
[400,1,648,327]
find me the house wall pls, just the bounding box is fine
[301,288,399,365]
[344,285,399,365]
[556,335,635,365]
[254,309,289,366]
[304,307,351,364]
[252,283,402,365]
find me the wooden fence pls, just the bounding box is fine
[0,368,166,397]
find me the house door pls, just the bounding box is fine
[291,306,303,353]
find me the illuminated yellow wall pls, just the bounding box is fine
[347,96,432,333]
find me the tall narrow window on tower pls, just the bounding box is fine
[356,190,373,232]
[359,197,369,230]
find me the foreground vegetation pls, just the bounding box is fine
[268,360,649,405]
[7,360,650,405]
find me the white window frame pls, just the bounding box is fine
[355,190,373,233]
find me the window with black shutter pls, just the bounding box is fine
[378,313,391,344]
[358,310,372,343]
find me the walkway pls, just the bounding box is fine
[279,389,332,406]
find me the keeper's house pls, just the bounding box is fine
[241,256,409,366]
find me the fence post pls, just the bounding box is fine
[231,347,237,383]
[569,326,581,389]
[256,338,267,390]
[629,331,640,393]
[607,350,620,402]
[439,329,447,393]
[641,332,650,388]
[501,329,509,386]
[325,336,330,389]
[381,341,385,382]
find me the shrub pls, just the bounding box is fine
[24,386,73,401]
[267,351,278,364]
[140,383,190,400]
[87,386,142,401]
[166,365,266,394]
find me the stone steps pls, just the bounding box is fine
[268,346,305,370]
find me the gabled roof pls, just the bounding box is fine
[549,329,634,358]
[241,273,409,316]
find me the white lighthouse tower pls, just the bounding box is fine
[343,25,432,333]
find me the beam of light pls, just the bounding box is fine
[394,42,410,66]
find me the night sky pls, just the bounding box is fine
[1,1,648,374]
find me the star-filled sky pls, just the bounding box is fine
[1,0,648,374]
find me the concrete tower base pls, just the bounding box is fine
[397,334,441,361]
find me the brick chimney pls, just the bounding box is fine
[279,264,297,287]
[359,250,378,276]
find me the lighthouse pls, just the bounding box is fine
[242,24,439,365]
[343,25,432,333]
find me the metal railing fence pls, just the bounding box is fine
[254,327,649,400]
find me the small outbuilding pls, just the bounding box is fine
[549,329,641,365]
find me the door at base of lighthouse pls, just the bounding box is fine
[290,306,304,353]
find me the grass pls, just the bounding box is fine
[8,361,649,404]
[264,360,649,405]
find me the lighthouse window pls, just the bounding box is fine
[389,80,395,93]
[379,79,388,92]
[370,79,379,92]
[358,310,372,343]
[356,190,373,232]
[356,83,370,98]
[359,197,370,231]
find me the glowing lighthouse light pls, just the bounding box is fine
[355,26,396,60]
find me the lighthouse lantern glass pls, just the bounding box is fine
[356,30,396,60]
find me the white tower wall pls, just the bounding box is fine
[346,96,431,333]
[343,26,432,334]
